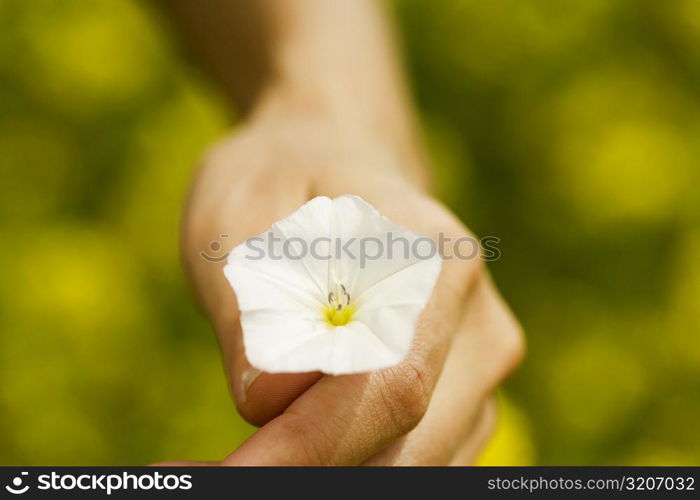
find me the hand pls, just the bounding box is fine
[172,97,524,465]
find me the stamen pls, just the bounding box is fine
[324,283,355,327]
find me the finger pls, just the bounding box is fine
[366,399,497,466]
[450,400,497,465]
[194,230,322,427]
[219,254,480,465]
[242,370,323,425]
[182,158,318,426]
[363,274,523,465]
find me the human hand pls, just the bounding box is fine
[170,95,524,465]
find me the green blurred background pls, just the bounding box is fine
[0,0,698,465]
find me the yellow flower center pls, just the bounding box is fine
[323,283,355,327]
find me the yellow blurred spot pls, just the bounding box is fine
[556,121,692,225]
[549,67,697,226]
[478,394,535,466]
[10,227,144,333]
[19,0,165,113]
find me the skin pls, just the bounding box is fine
[159,0,524,465]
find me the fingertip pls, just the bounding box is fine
[241,367,263,397]
[222,329,322,426]
[236,371,323,426]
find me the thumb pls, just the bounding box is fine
[182,178,323,427]
[192,249,322,426]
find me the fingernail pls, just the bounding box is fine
[241,368,262,400]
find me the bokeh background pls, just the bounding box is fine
[1,0,698,465]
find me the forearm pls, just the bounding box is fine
[164,0,428,183]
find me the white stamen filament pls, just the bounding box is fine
[328,283,351,311]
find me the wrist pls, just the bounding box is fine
[249,79,430,189]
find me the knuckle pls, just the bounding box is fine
[466,272,525,387]
[447,249,485,295]
[493,315,526,382]
[379,356,432,434]
[462,252,486,289]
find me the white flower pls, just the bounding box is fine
[224,195,442,375]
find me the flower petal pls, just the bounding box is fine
[244,313,401,374]
[225,196,334,312]
[239,309,330,371]
[353,255,442,358]
[330,195,440,299]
